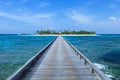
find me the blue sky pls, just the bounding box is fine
[0,0,120,34]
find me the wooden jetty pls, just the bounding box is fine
[7,36,110,80]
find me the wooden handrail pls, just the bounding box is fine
[64,37,110,80]
[7,37,58,80]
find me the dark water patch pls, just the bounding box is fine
[64,35,120,80]
[102,50,120,64]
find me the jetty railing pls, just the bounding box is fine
[7,37,58,80]
[64,37,110,80]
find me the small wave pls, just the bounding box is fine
[93,63,114,79]
[93,63,105,69]
[105,74,114,79]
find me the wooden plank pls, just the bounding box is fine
[65,36,110,80]
[8,36,109,80]
[7,37,57,80]
[21,36,98,80]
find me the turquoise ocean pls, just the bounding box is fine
[0,34,120,80]
[0,34,56,80]
[64,34,120,80]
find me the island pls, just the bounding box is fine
[36,30,96,35]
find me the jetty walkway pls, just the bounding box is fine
[7,36,109,80]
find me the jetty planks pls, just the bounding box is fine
[21,36,98,80]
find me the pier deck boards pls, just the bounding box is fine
[21,36,98,80]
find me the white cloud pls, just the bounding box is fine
[38,2,50,7]
[95,16,120,32]
[0,1,11,6]
[13,8,30,15]
[108,16,118,21]
[67,11,93,24]
[33,13,53,18]
[0,11,55,26]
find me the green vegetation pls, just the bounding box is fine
[36,30,96,35]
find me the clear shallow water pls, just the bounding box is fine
[0,34,56,80]
[64,35,120,80]
[1,34,120,80]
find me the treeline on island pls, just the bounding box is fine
[36,30,96,35]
